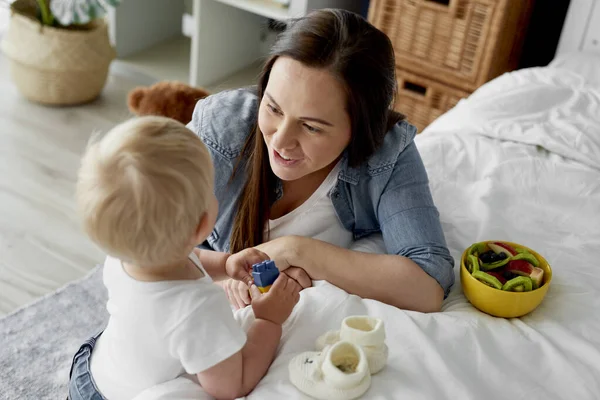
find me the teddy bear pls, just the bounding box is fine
[127,81,210,125]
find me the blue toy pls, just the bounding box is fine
[252,260,279,293]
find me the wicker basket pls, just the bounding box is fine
[369,0,533,92]
[394,67,469,133]
[0,3,116,106]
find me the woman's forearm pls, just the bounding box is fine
[290,237,444,313]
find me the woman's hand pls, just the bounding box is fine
[254,235,304,272]
[255,236,312,289]
[282,267,312,290]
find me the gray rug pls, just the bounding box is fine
[0,266,107,400]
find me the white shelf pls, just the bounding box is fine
[108,0,364,87]
[211,0,291,20]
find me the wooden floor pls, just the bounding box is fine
[0,55,144,317]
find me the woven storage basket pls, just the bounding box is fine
[369,0,533,92]
[394,67,469,133]
[1,5,116,106]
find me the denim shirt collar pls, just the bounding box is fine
[337,151,360,185]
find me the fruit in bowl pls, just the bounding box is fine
[460,241,552,318]
[466,241,545,291]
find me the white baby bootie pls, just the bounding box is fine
[316,316,388,374]
[289,341,371,400]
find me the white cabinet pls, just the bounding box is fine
[108,0,363,88]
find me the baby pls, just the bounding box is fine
[67,116,300,400]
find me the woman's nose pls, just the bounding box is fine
[271,119,297,150]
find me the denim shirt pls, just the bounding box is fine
[188,87,455,297]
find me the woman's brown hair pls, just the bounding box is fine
[229,9,404,253]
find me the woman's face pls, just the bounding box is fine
[258,57,352,182]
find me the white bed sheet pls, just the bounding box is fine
[137,63,600,399]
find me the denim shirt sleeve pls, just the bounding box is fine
[377,140,455,297]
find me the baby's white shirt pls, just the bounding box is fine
[90,253,246,400]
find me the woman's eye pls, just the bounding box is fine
[267,104,281,115]
[304,123,321,133]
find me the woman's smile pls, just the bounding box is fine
[273,149,303,167]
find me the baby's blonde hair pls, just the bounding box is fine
[76,116,214,267]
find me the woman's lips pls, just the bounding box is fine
[273,150,302,167]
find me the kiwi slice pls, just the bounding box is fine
[480,257,510,271]
[472,271,502,290]
[468,254,480,274]
[502,276,533,292]
[511,252,539,268]
[468,242,487,258]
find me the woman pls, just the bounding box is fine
[190,9,454,313]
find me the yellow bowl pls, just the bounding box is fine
[460,241,552,318]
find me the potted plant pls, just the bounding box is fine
[0,0,121,105]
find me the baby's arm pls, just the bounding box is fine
[196,276,300,399]
[196,318,282,399]
[193,247,230,281]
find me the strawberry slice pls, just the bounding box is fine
[486,271,507,285]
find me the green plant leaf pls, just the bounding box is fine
[50,0,121,26]
[36,0,54,25]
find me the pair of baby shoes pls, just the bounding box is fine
[288,316,388,400]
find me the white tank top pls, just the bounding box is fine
[266,161,354,249]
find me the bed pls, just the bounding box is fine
[2,53,599,399]
[131,52,600,399]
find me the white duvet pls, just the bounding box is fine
[138,60,600,399]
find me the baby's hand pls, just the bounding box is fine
[225,248,269,286]
[250,274,301,326]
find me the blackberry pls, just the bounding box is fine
[479,250,495,264]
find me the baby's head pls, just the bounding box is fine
[76,116,216,267]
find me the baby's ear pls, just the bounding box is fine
[127,88,147,114]
[194,211,213,243]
